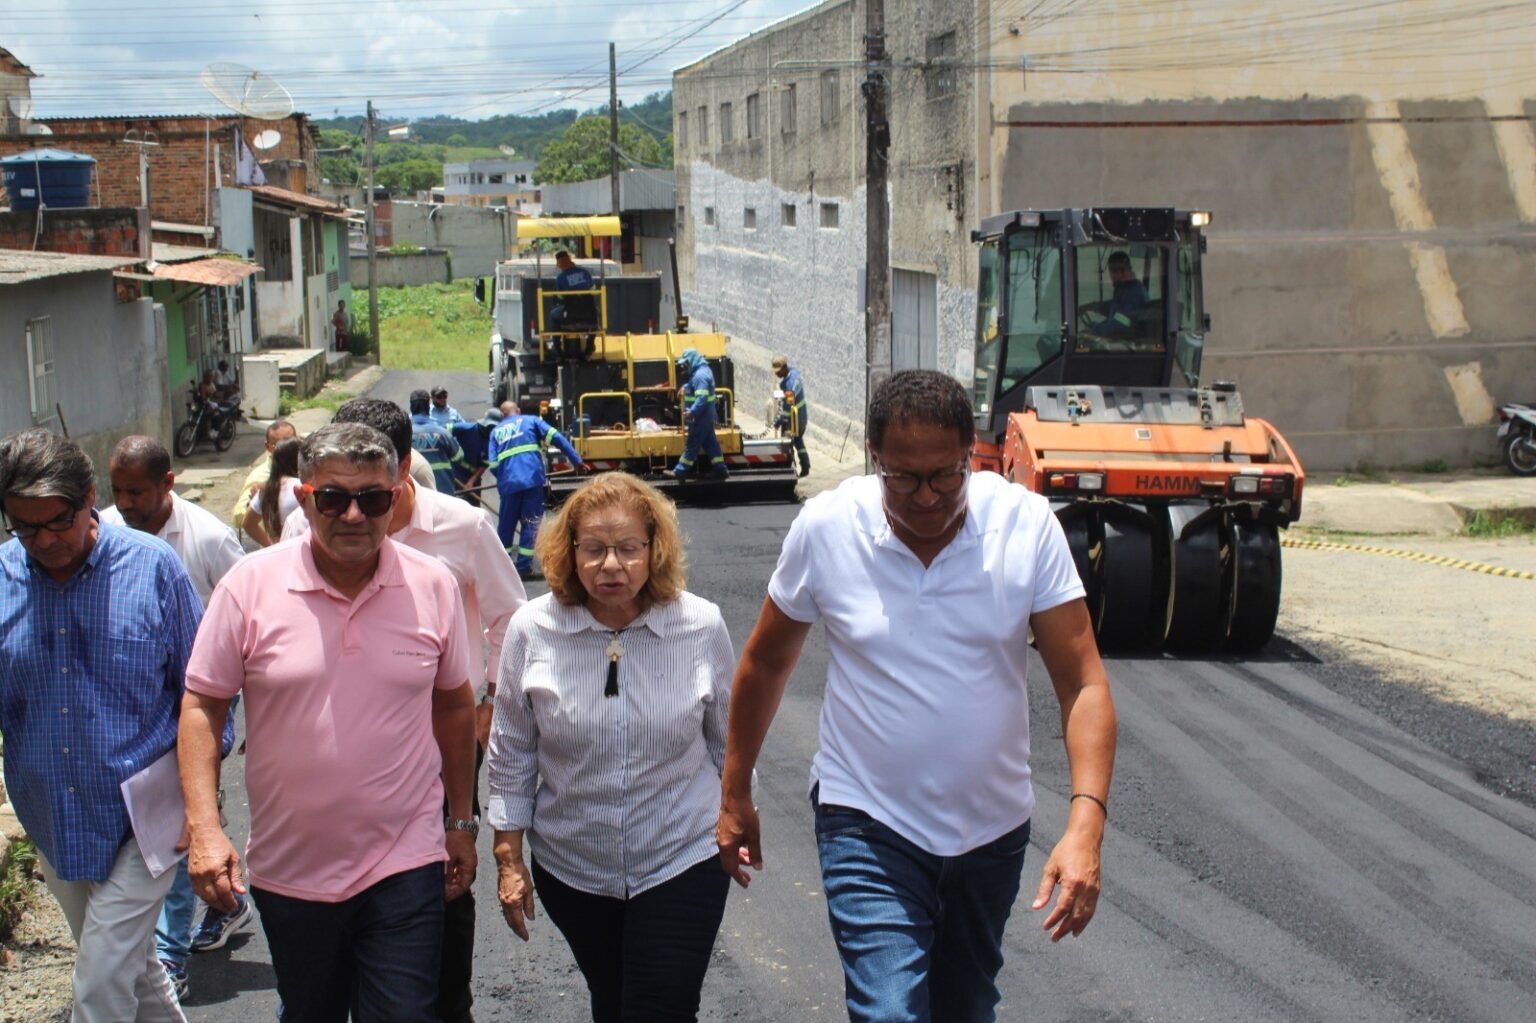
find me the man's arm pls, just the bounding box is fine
[538,420,584,467]
[179,691,243,912]
[472,517,527,748]
[716,595,813,887]
[433,681,478,901]
[1028,597,1117,942]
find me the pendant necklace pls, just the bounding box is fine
[604,630,628,698]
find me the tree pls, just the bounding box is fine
[376,159,442,194]
[536,116,664,184]
[445,133,469,147]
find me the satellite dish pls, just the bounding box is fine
[499,144,516,156]
[253,129,282,151]
[7,94,32,119]
[200,62,294,120]
[27,123,52,136]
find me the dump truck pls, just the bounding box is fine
[970,207,1305,651]
[487,216,799,497]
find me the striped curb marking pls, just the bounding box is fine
[1281,536,1536,582]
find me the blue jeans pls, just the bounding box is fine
[814,797,1031,1023]
[251,862,445,1023]
[154,857,196,966]
[496,485,544,574]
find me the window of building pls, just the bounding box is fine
[820,69,840,126]
[678,111,688,147]
[697,106,708,146]
[744,208,757,229]
[782,203,797,227]
[489,173,504,184]
[746,92,760,139]
[705,206,716,226]
[25,317,54,424]
[819,202,839,229]
[926,31,958,99]
[719,102,734,143]
[781,83,797,135]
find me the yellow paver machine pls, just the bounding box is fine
[488,215,800,498]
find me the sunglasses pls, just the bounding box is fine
[303,485,397,518]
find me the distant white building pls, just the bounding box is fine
[441,157,539,208]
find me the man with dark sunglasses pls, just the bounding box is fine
[178,422,478,1022]
[279,398,526,1023]
[0,429,199,1022]
[718,370,1118,1023]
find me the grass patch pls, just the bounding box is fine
[1462,509,1536,538]
[278,390,348,417]
[1415,458,1450,474]
[377,281,490,373]
[0,838,38,942]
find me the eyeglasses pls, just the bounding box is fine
[306,486,397,518]
[573,539,650,566]
[875,462,970,496]
[3,506,81,539]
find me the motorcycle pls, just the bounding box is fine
[175,381,241,457]
[1496,402,1536,476]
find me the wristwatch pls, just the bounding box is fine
[445,815,480,839]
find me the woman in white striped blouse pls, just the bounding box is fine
[485,472,736,1022]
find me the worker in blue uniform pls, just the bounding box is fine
[409,388,467,494]
[772,354,811,478]
[487,410,585,578]
[450,408,501,507]
[673,348,728,481]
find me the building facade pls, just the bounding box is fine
[674,0,1536,469]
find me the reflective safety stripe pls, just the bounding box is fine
[1112,312,1132,327]
[427,459,451,471]
[490,443,542,466]
[677,457,695,468]
[517,546,536,556]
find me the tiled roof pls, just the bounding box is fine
[242,183,350,218]
[0,250,139,285]
[0,48,36,79]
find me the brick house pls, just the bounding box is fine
[0,47,35,137]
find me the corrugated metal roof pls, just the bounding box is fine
[540,171,675,215]
[151,258,261,287]
[0,250,140,285]
[152,243,220,263]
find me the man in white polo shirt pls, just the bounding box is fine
[102,435,247,1001]
[716,369,1118,1023]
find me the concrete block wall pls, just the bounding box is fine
[389,201,512,279]
[349,251,451,288]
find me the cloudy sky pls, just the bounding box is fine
[7,0,816,123]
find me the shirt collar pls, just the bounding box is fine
[289,533,405,596]
[854,474,980,561]
[157,493,185,540]
[547,595,680,638]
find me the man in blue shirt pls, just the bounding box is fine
[410,389,468,494]
[1086,250,1149,341]
[674,348,728,481]
[772,354,811,478]
[429,385,465,427]
[550,250,595,330]
[450,409,501,508]
[0,429,201,1022]
[486,410,584,579]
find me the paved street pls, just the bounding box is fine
[177,371,1536,1022]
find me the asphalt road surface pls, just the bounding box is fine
[181,370,1536,1022]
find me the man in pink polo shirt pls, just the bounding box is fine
[177,422,478,1022]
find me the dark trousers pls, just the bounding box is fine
[437,745,484,1023]
[253,862,445,1023]
[531,855,730,1023]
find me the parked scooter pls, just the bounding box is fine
[1496,402,1536,476]
[175,381,241,457]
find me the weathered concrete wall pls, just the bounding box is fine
[390,201,511,279]
[349,251,450,288]
[674,0,981,446]
[981,0,1536,468]
[0,277,169,497]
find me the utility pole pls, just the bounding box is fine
[365,100,379,352]
[609,43,622,232]
[863,0,892,465]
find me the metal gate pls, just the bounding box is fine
[892,268,937,371]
